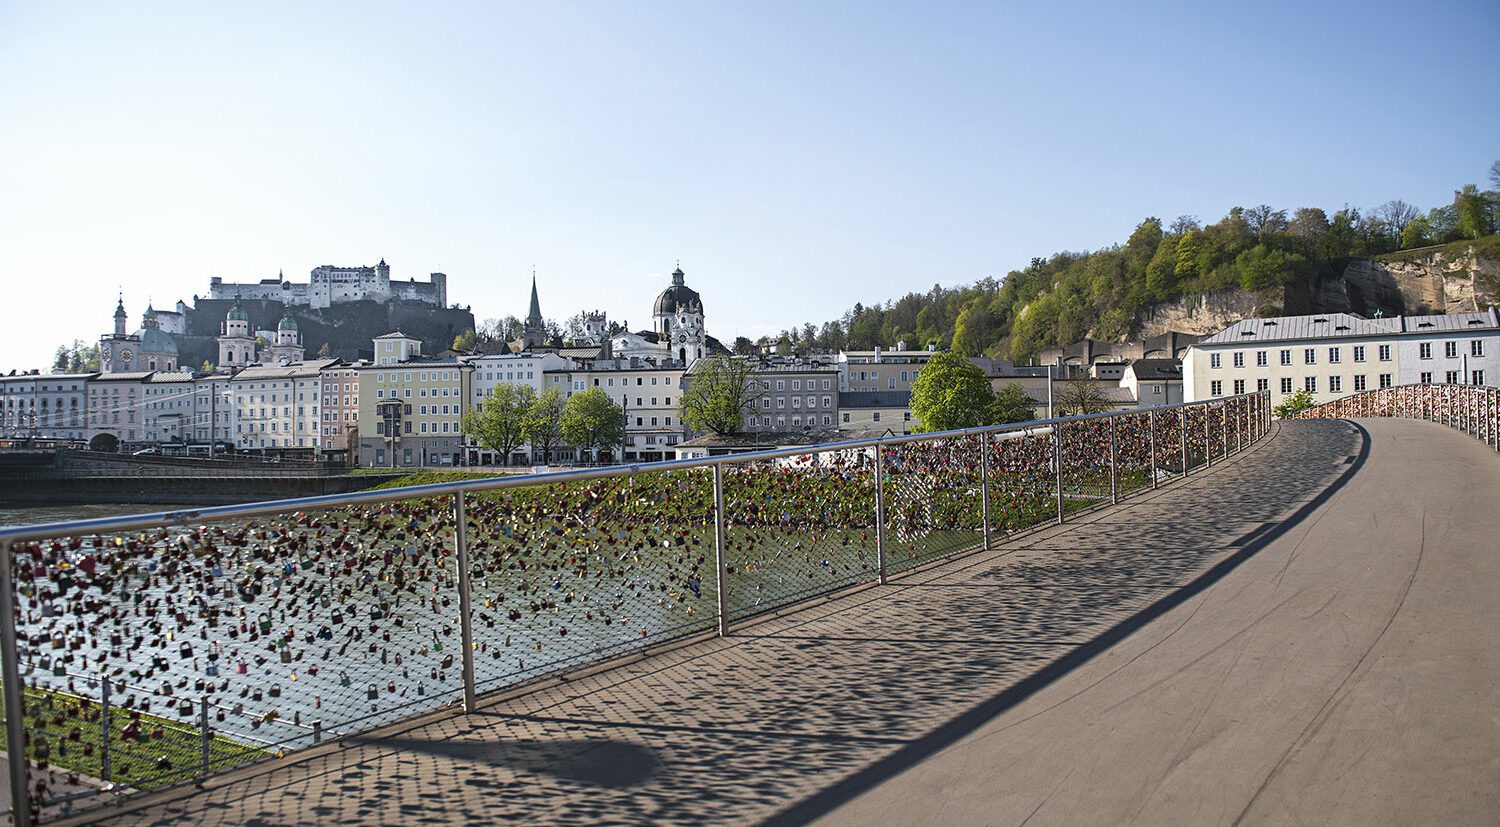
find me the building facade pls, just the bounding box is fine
[356,337,474,467]
[584,359,687,463]
[0,372,94,441]
[230,360,337,453]
[1393,309,1500,387]
[745,362,840,434]
[208,259,447,309]
[320,363,363,457]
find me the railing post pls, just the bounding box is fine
[451,493,476,712]
[711,465,730,635]
[0,539,30,827]
[199,695,211,778]
[1203,403,1212,467]
[100,673,111,784]
[1108,416,1118,505]
[874,444,887,585]
[312,720,322,745]
[1180,408,1189,476]
[979,433,992,550]
[1148,408,1158,490]
[1054,421,1065,524]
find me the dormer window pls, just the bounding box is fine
[1240,331,1256,336]
[1418,322,1434,328]
[1263,320,1278,326]
[1312,318,1328,323]
[1335,325,1350,331]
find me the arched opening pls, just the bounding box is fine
[678,347,687,364]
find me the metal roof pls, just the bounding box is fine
[1198,313,1400,346]
[1400,309,1500,332]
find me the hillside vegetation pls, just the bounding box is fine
[772,167,1500,362]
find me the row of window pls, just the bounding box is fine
[748,414,835,428]
[760,395,832,410]
[1417,341,1484,358]
[1211,344,1395,369]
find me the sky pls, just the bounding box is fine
[1,0,1497,370]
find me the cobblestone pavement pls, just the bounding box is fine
[73,419,1445,826]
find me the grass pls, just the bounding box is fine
[19,684,272,792]
[366,469,523,489]
[1373,234,1500,263]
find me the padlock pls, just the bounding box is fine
[280,647,292,664]
[180,642,193,659]
[259,613,272,634]
[367,684,379,700]
[206,664,219,677]
[269,684,281,698]
[236,660,247,675]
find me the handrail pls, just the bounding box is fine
[1291,382,1499,453]
[0,394,1257,545]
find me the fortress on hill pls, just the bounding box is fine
[207,259,447,309]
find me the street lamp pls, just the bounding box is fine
[377,400,403,468]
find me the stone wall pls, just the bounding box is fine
[1136,290,1263,339]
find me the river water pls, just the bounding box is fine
[0,503,198,528]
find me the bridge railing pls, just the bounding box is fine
[0,390,1270,824]
[1291,383,1500,451]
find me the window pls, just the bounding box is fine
[1474,370,1486,386]
[1444,341,1458,358]
[1210,380,1223,396]
[1304,348,1316,365]
[1328,347,1341,364]
[1419,342,1432,359]
[1378,345,1392,361]
[776,380,785,391]
[1472,340,1485,358]
[842,413,850,423]
[1280,350,1292,366]
[1256,351,1268,367]
[1353,346,1365,363]
[1232,352,1244,368]
[1305,376,1317,393]
[1420,372,1432,384]
[1378,374,1392,388]
[872,412,880,422]
[1257,378,1269,392]
[1279,377,1293,393]
[1354,375,1367,391]
[1233,379,1245,394]
[1329,376,1341,393]
[1210,353,1222,369]
[792,380,801,391]
[1446,370,1460,384]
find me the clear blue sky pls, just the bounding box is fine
[1,0,1496,370]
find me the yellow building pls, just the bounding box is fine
[356,332,473,467]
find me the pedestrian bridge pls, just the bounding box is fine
[7,389,1500,825]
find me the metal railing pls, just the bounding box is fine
[0,391,1270,825]
[1291,383,1500,451]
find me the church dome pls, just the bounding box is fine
[135,326,178,356]
[278,313,298,332]
[653,267,703,316]
[226,302,249,322]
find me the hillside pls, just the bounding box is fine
[773,175,1500,360]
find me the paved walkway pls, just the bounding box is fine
[73,419,1500,825]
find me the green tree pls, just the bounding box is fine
[1399,217,1431,249]
[1054,380,1112,416]
[989,383,1036,424]
[1235,244,1287,291]
[1273,388,1317,419]
[1453,184,1497,240]
[732,336,756,356]
[463,384,536,464]
[560,387,623,462]
[680,356,763,435]
[909,351,994,432]
[522,385,565,463]
[201,360,215,373]
[1145,235,1180,300]
[452,329,477,352]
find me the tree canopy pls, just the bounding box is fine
[560,387,623,460]
[679,356,763,435]
[522,385,565,462]
[909,351,994,433]
[462,384,535,463]
[989,383,1037,425]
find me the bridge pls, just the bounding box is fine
[3,388,1498,825]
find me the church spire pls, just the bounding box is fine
[526,269,542,325]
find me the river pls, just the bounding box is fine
[0,502,199,528]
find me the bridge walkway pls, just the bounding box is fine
[78,418,1500,825]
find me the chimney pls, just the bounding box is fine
[873,346,881,364]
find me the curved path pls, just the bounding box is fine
[70,419,1500,826]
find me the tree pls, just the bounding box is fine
[1453,184,1497,240]
[463,384,535,464]
[522,385,564,463]
[452,329,477,352]
[679,356,763,435]
[1489,159,1500,191]
[1054,380,1112,416]
[1400,217,1431,249]
[317,342,333,359]
[201,360,215,373]
[1235,244,1287,291]
[560,387,623,462]
[909,351,994,432]
[732,336,756,356]
[1273,388,1317,419]
[989,383,1036,424]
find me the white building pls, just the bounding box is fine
[230,359,338,452]
[85,372,153,445]
[1394,309,1500,387]
[579,358,687,463]
[465,351,574,464]
[0,372,94,441]
[1120,359,1184,406]
[1185,309,1500,407]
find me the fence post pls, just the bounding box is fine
[452,493,477,713]
[100,673,111,784]
[1180,408,1189,476]
[1219,403,1228,459]
[0,539,29,827]
[1054,422,1066,524]
[199,695,211,778]
[1204,403,1213,467]
[1108,416,1119,505]
[711,465,730,636]
[874,444,887,585]
[979,433,992,550]
[1148,408,1158,490]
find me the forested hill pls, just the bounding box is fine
[768,170,1500,362]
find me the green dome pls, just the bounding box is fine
[135,326,178,356]
[278,314,298,332]
[226,303,249,322]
